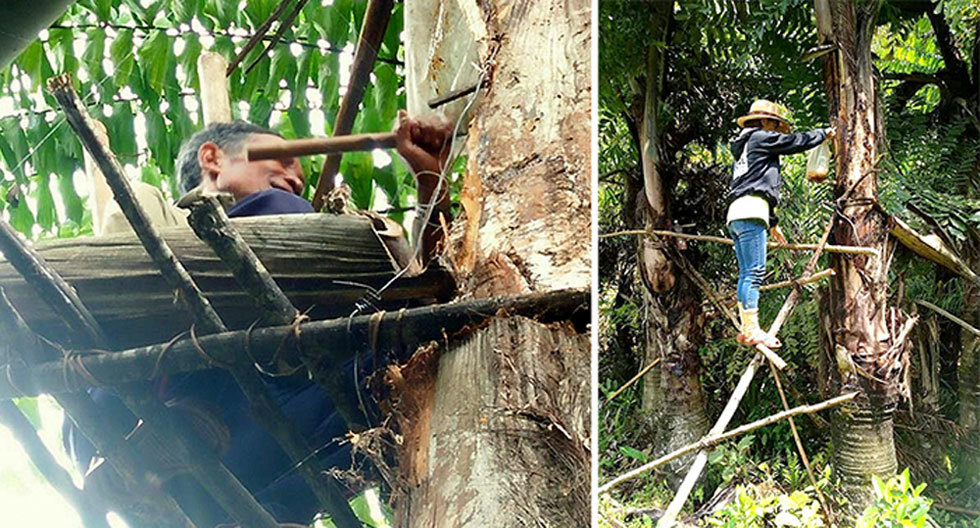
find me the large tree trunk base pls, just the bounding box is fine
[832,407,897,514]
[390,316,589,528]
[640,282,708,481]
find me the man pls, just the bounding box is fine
[69,111,453,526]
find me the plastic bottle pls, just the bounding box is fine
[806,140,831,182]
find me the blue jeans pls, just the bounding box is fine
[729,219,768,310]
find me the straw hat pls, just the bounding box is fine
[737,99,791,133]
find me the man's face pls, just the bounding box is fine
[201,133,305,201]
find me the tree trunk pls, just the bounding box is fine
[960,233,980,470]
[634,4,710,478]
[393,0,591,525]
[816,0,909,515]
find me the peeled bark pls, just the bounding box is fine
[393,0,591,525]
[392,317,589,526]
[817,0,909,514]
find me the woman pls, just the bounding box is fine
[728,99,835,348]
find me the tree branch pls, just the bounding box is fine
[311,0,395,210]
[599,392,859,493]
[0,289,588,398]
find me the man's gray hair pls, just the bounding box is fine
[176,121,279,193]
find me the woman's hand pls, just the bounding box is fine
[770,225,788,245]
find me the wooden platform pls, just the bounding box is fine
[0,213,456,349]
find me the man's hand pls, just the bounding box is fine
[394,110,453,180]
[394,110,454,264]
[770,225,788,245]
[825,126,837,141]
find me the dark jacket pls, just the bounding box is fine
[729,127,828,226]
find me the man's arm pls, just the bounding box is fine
[394,110,454,264]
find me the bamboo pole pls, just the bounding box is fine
[0,400,110,528]
[604,358,661,403]
[657,215,837,527]
[182,195,361,528]
[224,0,296,77]
[48,74,282,528]
[197,52,232,124]
[311,0,395,210]
[932,503,980,517]
[0,289,589,398]
[49,75,226,335]
[768,361,835,524]
[717,268,835,303]
[248,132,397,161]
[600,229,879,257]
[598,392,858,493]
[915,299,980,337]
[243,0,311,76]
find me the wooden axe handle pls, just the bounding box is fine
[247,132,397,161]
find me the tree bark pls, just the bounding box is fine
[817,0,909,515]
[391,317,589,526]
[960,233,980,471]
[393,0,591,525]
[634,3,709,478]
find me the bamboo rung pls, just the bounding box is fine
[600,229,879,257]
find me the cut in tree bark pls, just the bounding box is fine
[392,0,591,525]
[391,316,590,526]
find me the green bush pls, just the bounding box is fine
[705,485,825,527]
[855,470,932,528]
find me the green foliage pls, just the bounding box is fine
[705,486,825,528]
[855,470,933,528]
[0,0,417,240]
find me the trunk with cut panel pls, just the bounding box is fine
[392,0,591,525]
[816,0,908,515]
